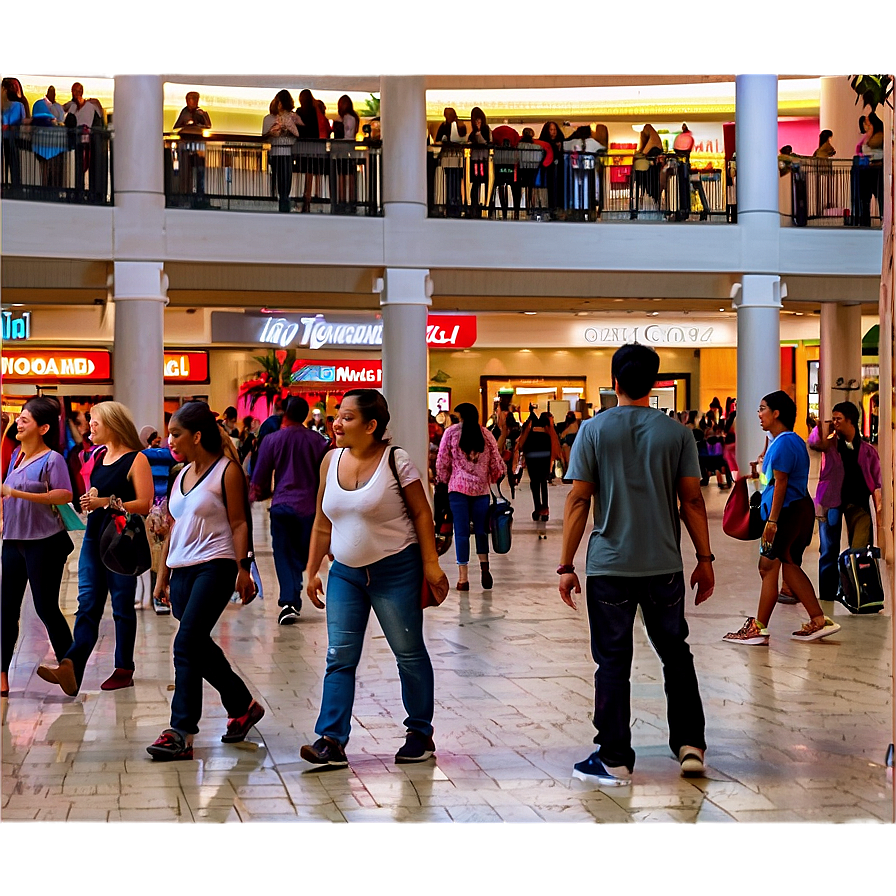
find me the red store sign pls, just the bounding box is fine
[1,350,112,383]
[426,315,477,349]
[164,351,209,384]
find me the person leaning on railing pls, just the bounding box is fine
[1,81,27,190]
[262,89,300,213]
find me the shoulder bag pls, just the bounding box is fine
[100,495,152,575]
[722,475,764,541]
[387,447,449,609]
[40,453,86,531]
[488,480,514,554]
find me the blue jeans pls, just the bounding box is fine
[315,543,434,745]
[585,571,705,771]
[64,533,138,682]
[168,559,253,735]
[269,504,315,608]
[817,504,873,600]
[448,492,490,565]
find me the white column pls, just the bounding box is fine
[819,303,863,425]
[733,275,783,472]
[113,262,168,434]
[380,75,426,224]
[379,268,431,481]
[820,77,862,161]
[111,75,167,432]
[735,75,781,272]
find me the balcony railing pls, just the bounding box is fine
[163,133,382,215]
[780,156,883,227]
[427,144,731,222]
[1,125,112,205]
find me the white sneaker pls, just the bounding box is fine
[791,616,840,642]
[678,746,706,777]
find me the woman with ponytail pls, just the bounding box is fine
[436,403,505,591]
[145,401,264,761]
[38,401,153,696]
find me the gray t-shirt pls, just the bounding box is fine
[566,406,702,577]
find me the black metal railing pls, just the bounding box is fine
[782,156,883,227]
[163,133,382,215]
[1,124,112,204]
[427,144,730,222]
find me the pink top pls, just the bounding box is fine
[436,424,505,496]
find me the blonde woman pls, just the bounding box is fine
[38,401,153,696]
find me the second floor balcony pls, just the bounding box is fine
[0,130,885,230]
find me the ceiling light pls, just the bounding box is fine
[523,312,537,315]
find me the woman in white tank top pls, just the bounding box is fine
[300,389,448,768]
[146,402,265,762]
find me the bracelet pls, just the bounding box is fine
[695,553,715,562]
[767,519,778,525]
[556,564,576,575]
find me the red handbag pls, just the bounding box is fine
[722,476,764,541]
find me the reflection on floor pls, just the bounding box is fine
[2,480,892,823]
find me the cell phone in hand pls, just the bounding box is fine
[759,539,775,558]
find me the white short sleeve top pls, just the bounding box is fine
[322,447,420,568]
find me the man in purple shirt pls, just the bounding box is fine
[250,396,329,624]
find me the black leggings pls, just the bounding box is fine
[2,530,74,674]
[526,454,552,514]
[271,155,293,211]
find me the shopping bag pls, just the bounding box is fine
[722,476,764,540]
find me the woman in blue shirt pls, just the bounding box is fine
[724,391,839,645]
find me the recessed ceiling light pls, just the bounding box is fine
[523,311,537,315]
[718,308,725,312]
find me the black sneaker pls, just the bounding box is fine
[221,699,266,743]
[278,604,300,625]
[147,729,193,762]
[395,730,436,764]
[300,736,348,767]
[571,751,631,786]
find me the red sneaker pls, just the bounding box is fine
[221,699,265,743]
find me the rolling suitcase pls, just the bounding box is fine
[836,546,884,614]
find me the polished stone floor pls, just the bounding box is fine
[2,475,893,824]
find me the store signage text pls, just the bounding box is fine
[256,314,476,350]
[1,310,31,341]
[1,350,112,382]
[163,351,209,384]
[291,360,383,385]
[584,325,715,346]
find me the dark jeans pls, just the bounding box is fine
[315,543,433,744]
[585,571,705,771]
[269,503,315,608]
[169,559,253,735]
[1,531,74,674]
[818,503,873,600]
[448,492,490,564]
[271,154,293,212]
[64,533,138,682]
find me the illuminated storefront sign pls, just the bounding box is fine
[211,312,477,350]
[583,322,731,346]
[291,360,383,385]
[1,350,112,382]
[164,351,209,384]
[1,310,31,341]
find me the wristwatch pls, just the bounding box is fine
[240,552,255,572]
[556,564,576,575]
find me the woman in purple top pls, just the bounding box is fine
[1,397,76,698]
[436,403,505,592]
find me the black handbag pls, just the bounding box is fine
[488,480,513,554]
[99,495,152,576]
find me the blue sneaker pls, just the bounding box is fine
[572,751,632,786]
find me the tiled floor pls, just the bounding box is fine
[2,478,893,824]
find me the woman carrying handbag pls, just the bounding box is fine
[37,401,153,696]
[1,397,75,699]
[301,389,447,767]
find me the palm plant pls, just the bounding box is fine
[848,75,893,112]
[240,348,297,410]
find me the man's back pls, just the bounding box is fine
[251,425,328,515]
[567,405,701,577]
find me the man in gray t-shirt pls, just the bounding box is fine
[558,344,715,788]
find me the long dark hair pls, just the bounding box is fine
[23,396,62,451]
[539,121,563,144]
[171,401,223,453]
[455,403,484,456]
[342,389,390,442]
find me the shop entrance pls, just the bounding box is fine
[480,375,587,423]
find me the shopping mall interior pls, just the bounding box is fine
[1,35,894,889]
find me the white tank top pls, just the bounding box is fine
[166,456,237,568]
[322,447,420,568]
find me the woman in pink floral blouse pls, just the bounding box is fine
[436,403,506,591]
